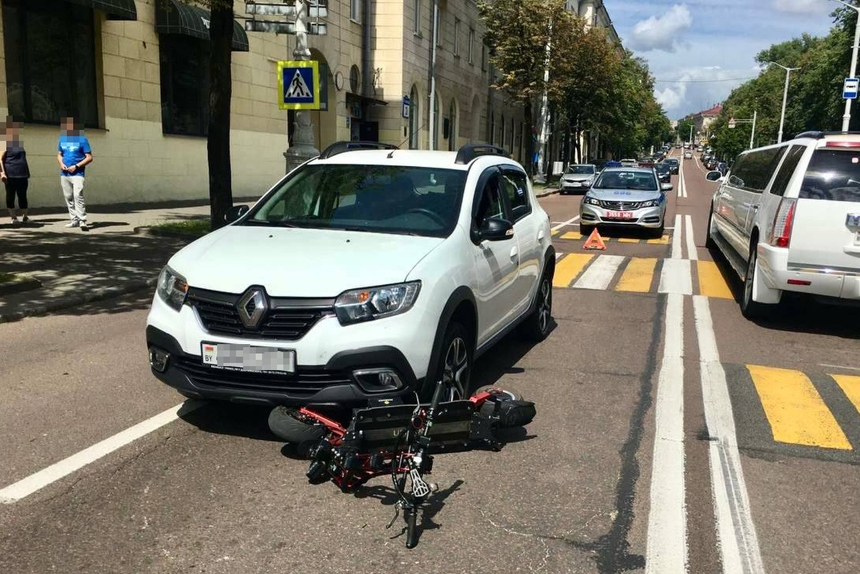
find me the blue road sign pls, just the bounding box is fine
[277,61,320,110]
[844,77,859,100]
[402,95,410,119]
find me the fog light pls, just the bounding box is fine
[149,347,170,373]
[353,368,404,392]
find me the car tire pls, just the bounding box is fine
[268,406,326,458]
[651,222,665,239]
[740,242,770,319]
[705,207,717,250]
[520,267,553,342]
[437,321,472,400]
[579,224,594,237]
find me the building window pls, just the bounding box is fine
[435,9,442,47]
[448,99,457,151]
[468,28,475,64]
[350,0,361,23]
[2,0,99,127]
[481,42,487,72]
[414,0,422,36]
[409,85,420,149]
[454,19,461,56]
[159,35,210,136]
[349,65,360,93]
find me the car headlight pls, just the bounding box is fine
[334,281,421,325]
[640,199,660,208]
[584,196,601,206]
[157,266,188,311]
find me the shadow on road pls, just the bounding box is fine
[179,402,282,442]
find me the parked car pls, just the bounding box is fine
[146,142,556,408]
[620,158,638,167]
[654,162,672,183]
[579,167,671,238]
[560,164,597,194]
[706,131,860,318]
[664,157,680,174]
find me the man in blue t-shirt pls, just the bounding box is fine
[57,116,94,230]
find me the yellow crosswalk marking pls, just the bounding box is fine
[748,365,852,450]
[646,235,671,245]
[697,260,734,300]
[560,231,584,240]
[831,374,860,415]
[553,253,594,287]
[617,238,639,243]
[616,258,657,293]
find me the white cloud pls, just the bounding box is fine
[772,0,826,14]
[653,65,753,117]
[628,5,693,53]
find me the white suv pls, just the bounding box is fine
[146,143,555,407]
[706,131,860,318]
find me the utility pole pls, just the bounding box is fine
[534,18,553,183]
[832,0,860,132]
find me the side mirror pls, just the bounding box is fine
[661,183,673,192]
[225,205,249,224]
[476,217,514,242]
[706,171,722,182]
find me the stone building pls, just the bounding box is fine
[0,0,523,209]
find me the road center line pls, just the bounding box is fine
[692,296,766,574]
[0,401,202,504]
[646,292,687,573]
[671,214,683,259]
[685,215,698,261]
[551,215,580,232]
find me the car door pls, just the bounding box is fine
[499,167,537,318]
[715,154,753,254]
[471,168,521,346]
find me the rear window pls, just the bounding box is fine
[800,149,860,202]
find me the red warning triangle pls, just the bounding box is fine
[582,228,606,250]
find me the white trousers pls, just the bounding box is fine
[60,176,86,223]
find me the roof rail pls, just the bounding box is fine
[454,144,509,165]
[793,130,860,140]
[318,141,398,159]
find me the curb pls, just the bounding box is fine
[536,188,560,198]
[0,278,157,325]
[0,276,42,297]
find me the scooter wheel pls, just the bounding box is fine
[472,385,524,402]
[268,406,326,458]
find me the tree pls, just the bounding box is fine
[173,0,234,230]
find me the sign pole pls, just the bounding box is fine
[285,0,319,173]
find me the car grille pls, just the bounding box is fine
[175,355,352,395]
[186,287,334,341]
[599,200,643,210]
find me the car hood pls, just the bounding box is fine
[586,188,662,202]
[561,173,594,181]
[167,226,444,297]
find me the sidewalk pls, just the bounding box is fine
[0,188,560,324]
[0,204,210,323]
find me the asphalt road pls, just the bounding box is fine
[1,151,858,573]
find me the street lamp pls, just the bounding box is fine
[831,0,860,132]
[764,62,800,144]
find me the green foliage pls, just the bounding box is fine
[0,272,17,284]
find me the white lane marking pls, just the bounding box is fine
[0,401,202,503]
[693,296,765,574]
[645,292,688,573]
[555,252,564,261]
[573,254,625,290]
[695,157,709,175]
[671,214,683,259]
[685,215,698,261]
[659,258,693,295]
[819,363,860,372]
[679,162,688,198]
[551,215,580,232]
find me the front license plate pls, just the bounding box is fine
[571,182,581,187]
[201,343,296,373]
[606,211,634,220]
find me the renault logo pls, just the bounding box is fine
[237,288,267,329]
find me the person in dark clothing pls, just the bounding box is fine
[1,119,30,224]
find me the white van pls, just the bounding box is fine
[706,131,860,318]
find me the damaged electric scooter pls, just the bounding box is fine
[268,378,536,548]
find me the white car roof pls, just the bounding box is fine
[308,149,525,171]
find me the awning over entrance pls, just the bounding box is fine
[346,93,388,107]
[155,0,250,52]
[64,0,137,20]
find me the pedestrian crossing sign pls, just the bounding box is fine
[277,60,320,110]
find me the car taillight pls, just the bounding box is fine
[768,198,796,248]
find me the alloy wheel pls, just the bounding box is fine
[443,336,470,401]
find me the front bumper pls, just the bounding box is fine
[580,203,665,228]
[560,180,592,192]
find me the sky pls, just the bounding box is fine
[605,0,837,120]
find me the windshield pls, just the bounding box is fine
[244,164,467,237]
[800,149,860,202]
[655,164,671,173]
[593,170,658,191]
[665,158,679,165]
[566,165,595,175]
